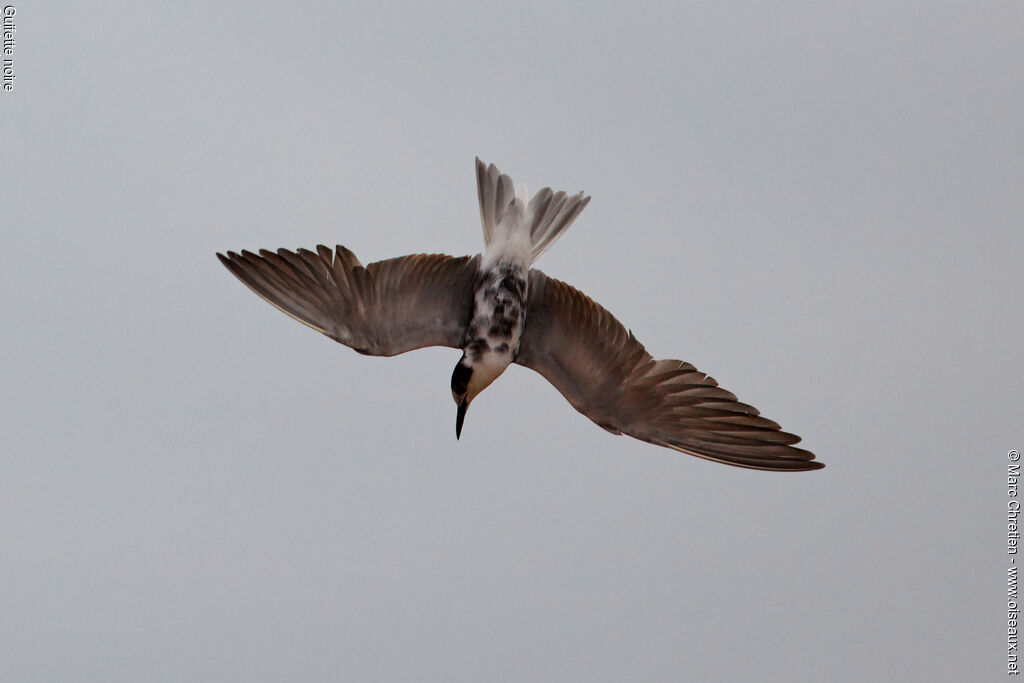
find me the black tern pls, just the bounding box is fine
[218,159,823,471]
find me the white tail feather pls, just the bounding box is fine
[475,158,590,263]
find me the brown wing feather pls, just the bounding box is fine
[515,270,823,471]
[218,246,480,356]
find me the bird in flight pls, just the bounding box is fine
[218,159,823,471]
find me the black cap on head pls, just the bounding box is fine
[451,359,472,396]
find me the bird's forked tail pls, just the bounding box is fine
[476,158,591,263]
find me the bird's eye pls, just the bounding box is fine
[451,362,472,395]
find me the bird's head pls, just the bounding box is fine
[450,357,475,439]
[451,354,506,439]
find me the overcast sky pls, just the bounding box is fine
[2,2,1020,681]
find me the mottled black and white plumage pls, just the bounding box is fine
[218,158,823,471]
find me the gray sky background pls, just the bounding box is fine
[2,2,1020,681]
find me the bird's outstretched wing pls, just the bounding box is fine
[218,246,481,356]
[515,270,823,471]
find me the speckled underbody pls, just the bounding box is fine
[463,259,527,364]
